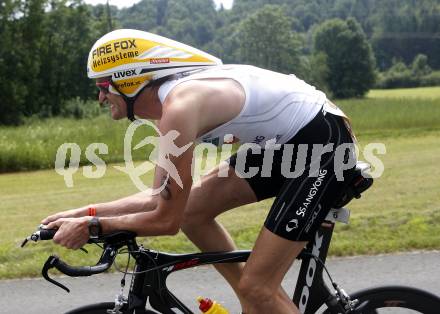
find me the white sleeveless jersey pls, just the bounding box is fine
[158,65,327,146]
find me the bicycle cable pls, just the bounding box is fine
[113,248,161,276]
[301,252,337,286]
[120,251,130,288]
[114,247,169,292]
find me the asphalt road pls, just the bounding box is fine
[0,251,439,314]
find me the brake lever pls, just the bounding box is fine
[42,255,70,293]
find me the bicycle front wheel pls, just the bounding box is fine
[348,286,440,314]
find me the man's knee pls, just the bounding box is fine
[238,275,274,305]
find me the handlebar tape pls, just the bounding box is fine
[54,258,111,277]
[39,229,57,240]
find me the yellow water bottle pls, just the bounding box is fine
[197,296,229,314]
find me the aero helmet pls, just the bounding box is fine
[87,29,222,120]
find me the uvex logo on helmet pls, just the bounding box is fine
[114,69,139,79]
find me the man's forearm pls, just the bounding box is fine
[100,210,177,236]
[92,191,158,217]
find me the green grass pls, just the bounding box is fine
[337,97,440,137]
[368,86,440,99]
[1,131,439,278]
[0,115,157,173]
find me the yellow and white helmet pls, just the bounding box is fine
[87,29,222,97]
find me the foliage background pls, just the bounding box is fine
[0,0,439,125]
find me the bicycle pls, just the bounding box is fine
[22,161,440,313]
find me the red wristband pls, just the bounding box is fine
[88,207,97,217]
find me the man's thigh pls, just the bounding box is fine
[184,161,258,220]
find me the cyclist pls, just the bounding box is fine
[42,29,357,314]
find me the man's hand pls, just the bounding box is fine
[47,217,91,250]
[41,207,88,225]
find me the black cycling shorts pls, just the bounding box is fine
[228,108,356,241]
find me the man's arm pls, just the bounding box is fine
[89,191,159,216]
[46,135,194,243]
[98,151,195,236]
[97,93,199,236]
[47,86,200,246]
[42,155,168,225]
[41,190,159,224]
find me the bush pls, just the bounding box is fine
[376,55,439,89]
[376,71,440,89]
[411,54,432,77]
[419,71,440,87]
[375,71,419,89]
[60,97,102,119]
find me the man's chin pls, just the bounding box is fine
[110,112,125,120]
[110,106,125,120]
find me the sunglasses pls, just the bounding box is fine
[96,81,111,94]
[96,80,121,96]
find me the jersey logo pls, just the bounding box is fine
[286,218,299,232]
[304,205,322,233]
[296,170,327,218]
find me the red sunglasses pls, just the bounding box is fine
[96,81,111,94]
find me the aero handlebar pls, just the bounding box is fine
[42,248,115,292]
[22,226,137,293]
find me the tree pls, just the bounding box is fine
[304,52,331,96]
[313,18,376,98]
[0,0,104,124]
[36,0,98,116]
[236,5,303,75]
[372,0,440,70]
[411,54,431,76]
[0,0,31,125]
[116,0,159,33]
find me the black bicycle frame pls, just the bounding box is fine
[293,221,343,314]
[124,220,341,314]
